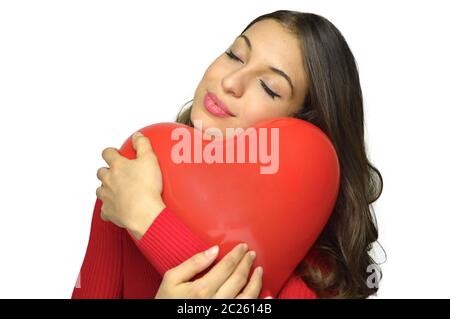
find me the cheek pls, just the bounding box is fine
[193,60,223,101]
[201,57,226,83]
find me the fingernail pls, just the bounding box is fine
[241,243,248,252]
[264,296,273,299]
[249,251,256,260]
[134,131,143,137]
[204,245,219,258]
[257,266,263,276]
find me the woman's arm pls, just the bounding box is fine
[128,206,210,277]
[128,205,317,299]
[96,133,316,298]
[71,199,123,298]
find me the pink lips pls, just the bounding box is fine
[203,91,235,118]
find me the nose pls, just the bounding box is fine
[221,68,249,98]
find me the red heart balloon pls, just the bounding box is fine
[119,117,340,296]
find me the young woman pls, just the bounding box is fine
[72,10,383,299]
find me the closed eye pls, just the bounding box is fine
[225,50,243,63]
[225,50,282,100]
[259,80,281,99]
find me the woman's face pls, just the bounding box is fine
[190,19,308,136]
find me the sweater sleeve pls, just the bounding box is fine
[129,206,317,299]
[71,198,123,298]
[129,207,210,277]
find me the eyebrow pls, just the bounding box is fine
[237,34,294,95]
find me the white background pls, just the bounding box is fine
[1,0,449,298]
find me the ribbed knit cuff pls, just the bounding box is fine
[131,207,210,276]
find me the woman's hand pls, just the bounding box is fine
[96,131,166,239]
[155,243,267,299]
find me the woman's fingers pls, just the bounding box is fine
[213,250,257,298]
[132,132,155,159]
[195,243,249,295]
[96,166,109,182]
[163,246,219,285]
[235,266,264,299]
[101,147,121,168]
[158,243,263,299]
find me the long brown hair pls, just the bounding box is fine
[175,10,384,299]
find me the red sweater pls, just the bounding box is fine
[71,198,318,299]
